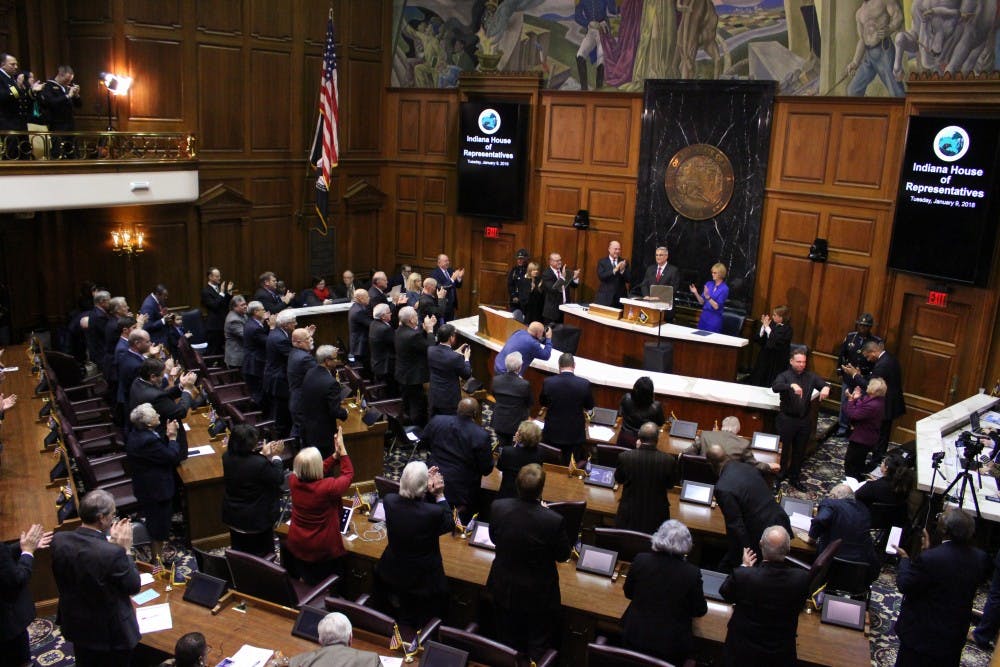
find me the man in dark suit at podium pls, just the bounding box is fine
[540,352,594,464]
[594,240,628,307]
[635,246,680,322]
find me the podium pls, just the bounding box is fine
[620,298,672,328]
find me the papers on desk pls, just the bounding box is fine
[789,512,813,532]
[131,588,160,605]
[188,445,216,457]
[379,657,404,667]
[226,645,273,667]
[982,411,1000,428]
[139,572,156,586]
[588,425,616,442]
[0,366,18,372]
[135,603,172,634]
[843,476,866,492]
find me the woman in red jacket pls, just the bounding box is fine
[287,428,354,584]
[843,377,887,480]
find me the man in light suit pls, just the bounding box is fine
[52,490,141,667]
[432,254,464,322]
[541,253,581,324]
[427,323,472,417]
[594,240,628,307]
[685,416,779,476]
[290,612,380,667]
[634,246,680,322]
[539,352,594,463]
[224,295,248,369]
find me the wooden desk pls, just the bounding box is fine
[337,522,864,666]
[560,304,746,381]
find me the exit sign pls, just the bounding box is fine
[484,224,501,239]
[927,290,948,307]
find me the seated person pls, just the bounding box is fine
[617,376,664,448]
[805,483,879,582]
[289,612,380,667]
[684,416,779,477]
[158,632,208,667]
[855,449,913,514]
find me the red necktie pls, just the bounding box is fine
[656,266,663,282]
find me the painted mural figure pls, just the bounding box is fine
[675,0,721,79]
[575,0,619,90]
[404,21,448,88]
[846,0,905,96]
[893,0,999,79]
[619,0,678,91]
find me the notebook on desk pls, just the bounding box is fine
[583,464,616,489]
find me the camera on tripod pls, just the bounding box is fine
[956,431,985,470]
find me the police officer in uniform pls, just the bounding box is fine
[507,249,529,313]
[835,313,882,437]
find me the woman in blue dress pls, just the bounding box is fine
[689,262,728,333]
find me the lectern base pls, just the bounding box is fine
[643,342,674,374]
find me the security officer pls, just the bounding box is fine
[506,248,529,312]
[835,313,882,437]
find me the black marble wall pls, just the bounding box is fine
[632,80,775,315]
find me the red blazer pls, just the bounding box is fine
[287,455,354,563]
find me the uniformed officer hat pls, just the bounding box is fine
[515,248,529,259]
[856,313,875,327]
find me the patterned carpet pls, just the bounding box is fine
[27,407,997,666]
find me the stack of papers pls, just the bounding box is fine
[188,445,216,457]
[135,603,172,633]
[226,645,274,667]
[789,512,813,532]
[588,425,616,442]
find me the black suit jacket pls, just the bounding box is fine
[369,320,395,376]
[395,326,434,386]
[714,461,791,557]
[895,541,990,658]
[720,560,812,662]
[637,262,680,296]
[0,70,25,130]
[614,446,677,533]
[139,294,168,345]
[253,287,289,314]
[427,344,471,413]
[417,292,444,328]
[376,493,452,597]
[126,427,188,502]
[496,445,543,499]
[348,303,374,358]
[422,414,493,508]
[594,257,628,307]
[491,372,533,436]
[242,317,269,378]
[540,372,594,448]
[221,451,285,532]
[867,350,906,421]
[541,267,576,322]
[487,498,571,611]
[200,285,232,332]
[287,348,317,420]
[623,552,707,662]
[432,267,461,320]
[263,327,292,397]
[116,348,145,406]
[38,81,81,130]
[299,365,349,457]
[129,377,193,447]
[52,527,141,651]
[86,306,110,369]
[0,542,36,642]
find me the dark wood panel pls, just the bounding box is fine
[125,0,180,27]
[773,206,819,245]
[201,221,244,285]
[827,213,875,254]
[250,49,291,150]
[301,54,321,150]
[397,175,418,202]
[346,59,382,153]
[546,103,586,163]
[346,0,383,50]
[250,217,298,287]
[68,0,111,23]
[779,112,830,183]
[541,223,582,270]
[832,113,891,189]
[424,100,450,156]
[342,210,380,277]
[134,222,189,303]
[197,0,242,35]
[126,38,183,121]
[767,254,814,343]
[397,99,420,153]
[543,183,581,217]
[424,176,447,205]
[251,177,292,207]
[251,0,292,40]
[420,211,446,264]
[66,35,113,122]
[396,210,417,257]
[198,44,244,150]
[813,263,867,374]
[591,104,631,167]
[587,187,627,222]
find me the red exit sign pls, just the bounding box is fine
[484,224,501,239]
[927,290,948,307]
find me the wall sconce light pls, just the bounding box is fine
[99,72,133,131]
[111,225,145,256]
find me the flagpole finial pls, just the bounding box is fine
[328,7,333,19]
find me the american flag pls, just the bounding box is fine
[310,9,340,230]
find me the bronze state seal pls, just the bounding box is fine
[664,144,734,220]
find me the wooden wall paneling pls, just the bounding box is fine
[397,98,421,154]
[125,37,183,122]
[250,48,291,151]
[810,262,869,378]
[134,222,189,304]
[423,99,450,156]
[420,210,447,265]
[395,209,417,259]
[541,180,582,218]
[66,35,113,124]
[250,216,297,286]
[544,100,586,165]
[830,113,892,190]
[423,176,447,206]
[196,0,242,36]
[200,220,244,285]
[766,253,816,344]
[124,0,180,28]
[589,101,635,171]
[67,0,111,24]
[775,110,830,184]
[472,230,517,308]
[826,211,876,256]
[540,222,582,271]
[341,210,380,277]
[198,44,244,151]
[345,0,383,51]
[346,59,384,153]
[250,177,292,210]
[250,0,292,41]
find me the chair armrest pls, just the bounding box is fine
[201,354,225,363]
[463,622,479,633]
[75,406,112,423]
[301,573,340,607]
[91,452,128,466]
[70,396,109,410]
[681,659,696,667]
[536,649,558,667]
[593,636,609,646]
[786,556,810,570]
[417,618,441,647]
[354,593,371,607]
[63,383,101,398]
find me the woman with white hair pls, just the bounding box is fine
[622,519,707,665]
[126,402,188,563]
[843,376,887,479]
[375,461,452,627]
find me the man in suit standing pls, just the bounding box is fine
[52,489,141,667]
[299,345,350,458]
[368,271,408,320]
[289,612,381,667]
[394,306,436,427]
[844,339,905,468]
[432,253,464,322]
[224,295,248,369]
[0,522,52,666]
[594,240,628,307]
[369,303,396,392]
[719,525,811,666]
[201,267,234,357]
[129,357,197,446]
[492,322,552,376]
[416,277,447,329]
[348,289,373,369]
[242,301,270,406]
[38,65,81,159]
[541,253,581,324]
[634,246,680,321]
[540,352,594,464]
[488,464,571,659]
[263,310,300,436]
[116,328,159,414]
[254,271,294,314]
[707,444,791,572]
[427,324,471,418]
[287,327,317,437]
[422,398,493,522]
[86,290,112,372]
[615,421,677,533]
[0,53,27,160]
[386,264,412,292]
[139,284,171,346]
[895,508,990,666]
[491,351,533,449]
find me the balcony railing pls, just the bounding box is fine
[0,131,197,163]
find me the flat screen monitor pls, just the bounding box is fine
[888,115,1000,286]
[701,569,727,601]
[456,101,529,220]
[781,497,814,519]
[670,419,698,440]
[583,464,616,489]
[751,432,780,452]
[339,505,354,535]
[468,522,495,551]
[419,640,469,667]
[680,480,714,506]
[590,407,618,427]
[821,595,867,631]
[576,544,618,577]
[368,499,385,523]
[182,571,228,608]
[291,605,327,643]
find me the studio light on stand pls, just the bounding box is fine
[99,72,133,131]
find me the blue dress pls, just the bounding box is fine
[697,281,728,333]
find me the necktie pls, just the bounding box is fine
[656,266,663,282]
[558,270,566,302]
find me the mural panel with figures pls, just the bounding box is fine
[391,0,1000,96]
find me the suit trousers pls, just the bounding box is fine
[0,630,30,665]
[72,646,133,667]
[871,419,892,468]
[494,604,559,662]
[206,330,225,357]
[776,413,810,482]
[401,383,428,428]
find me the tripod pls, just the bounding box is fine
[941,459,983,520]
